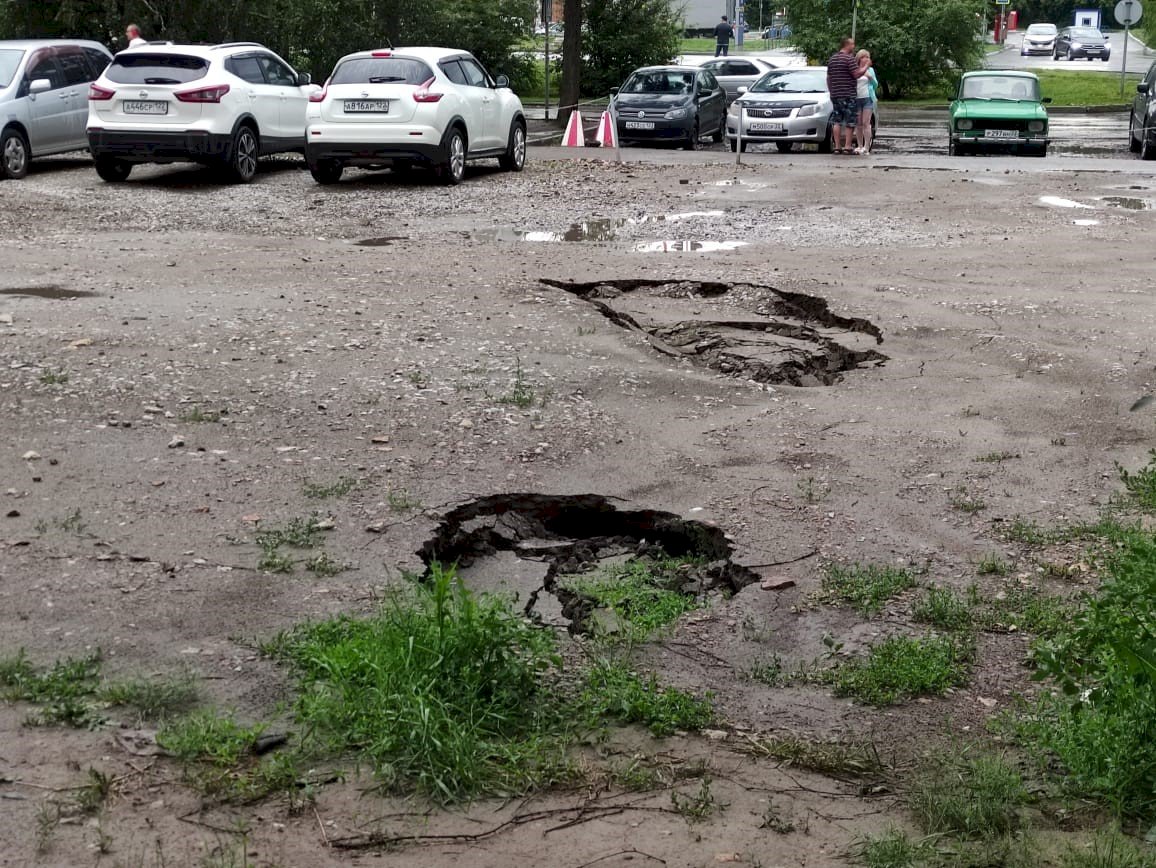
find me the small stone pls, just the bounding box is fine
[314,517,336,530]
[167,436,185,449]
[69,337,93,348]
[978,697,997,708]
[0,313,12,325]
[459,419,473,429]
[5,510,19,518]
[760,577,796,591]
[21,451,40,461]
[241,514,261,523]
[703,729,728,741]
[365,521,388,534]
[370,435,390,444]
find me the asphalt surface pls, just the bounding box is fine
[990,29,1154,75]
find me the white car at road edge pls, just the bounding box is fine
[305,46,526,185]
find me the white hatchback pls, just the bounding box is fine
[305,47,526,185]
[87,42,314,183]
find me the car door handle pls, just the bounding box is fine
[59,92,71,100]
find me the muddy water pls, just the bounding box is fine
[0,286,98,299]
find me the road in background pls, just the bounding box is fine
[992,30,1153,74]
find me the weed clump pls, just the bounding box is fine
[908,752,1027,838]
[579,659,712,737]
[832,635,973,706]
[821,563,918,615]
[560,556,704,641]
[913,586,973,632]
[267,564,570,801]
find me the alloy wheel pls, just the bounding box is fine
[1,130,29,179]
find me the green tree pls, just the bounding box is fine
[581,0,682,97]
[787,0,986,98]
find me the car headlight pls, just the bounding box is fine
[665,107,688,120]
[797,103,819,117]
[956,119,973,131]
[1028,120,1045,133]
[1071,42,1082,48]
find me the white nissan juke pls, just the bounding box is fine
[305,46,526,185]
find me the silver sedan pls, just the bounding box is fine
[697,57,779,103]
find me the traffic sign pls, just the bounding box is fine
[1116,0,1143,26]
[995,0,1009,5]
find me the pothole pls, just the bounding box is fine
[0,285,99,299]
[631,240,748,253]
[1098,196,1154,211]
[472,212,729,245]
[354,236,409,246]
[1038,196,1093,210]
[418,493,759,635]
[541,278,886,386]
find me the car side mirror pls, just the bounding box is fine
[296,72,311,86]
[29,78,51,95]
[609,86,619,96]
[494,74,509,88]
[1139,83,1150,94]
[1042,97,1052,103]
[737,85,748,94]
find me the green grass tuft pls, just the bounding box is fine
[99,673,199,721]
[0,650,105,728]
[832,635,973,706]
[854,827,930,867]
[907,752,1027,839]
[157,710,266,766]
[579,658,713,737]
[1117,450,1156,512]
[821,563,918,615]
[561,556,703,641]
[912,586,973,632]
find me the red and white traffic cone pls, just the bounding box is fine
[561,110,585,147]
[594,110,617,148]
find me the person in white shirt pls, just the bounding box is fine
[125,24,146,47]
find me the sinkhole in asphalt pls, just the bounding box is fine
[0,286,99,299]
[1099,196,1154,211]
[542,278,886,387]
[418,493,759,635]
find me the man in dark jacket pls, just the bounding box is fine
[826,36,862,153]
[714,16,734,57]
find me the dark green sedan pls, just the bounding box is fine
[948,71,1050,157]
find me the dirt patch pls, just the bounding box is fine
[542,277,886,386]
[0,285,98,299]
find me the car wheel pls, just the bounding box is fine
[818,125,833,154]
[498,120,526,171]
[683,119,700,151]
[948,137,955,157]
[438,127,466,185]
[225,125,259,184]
[1142,119,1156,161]
[0,127,30,180]
[1103,55,1110,62]
[711,119,725,143]
[1129,112,1142,153]
[1067,47,1074,60]
[94,156,131,182]
[1053,50,1060,60]
[310,159,343,185]
[775,142,793,153]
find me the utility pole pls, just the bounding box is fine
[851,0,859,41]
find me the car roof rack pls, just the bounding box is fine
[211,42,263,50]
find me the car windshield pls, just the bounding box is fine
[621,70,696,95]
[1072,28,1103,39]
[332,57,432,85]
[1026,25,1056,34]
[0,48,24,88]
[748,70,827,94]
[960,75,1039,101]
[106,54,209,85]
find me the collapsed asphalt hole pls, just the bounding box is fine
[418,493,759,636]
[1099,196,1154,211]
[542,278,886,387]
[0,285,99,299]
[355,236,409,246]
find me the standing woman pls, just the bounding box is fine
[854,50,878,154]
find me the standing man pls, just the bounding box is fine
[125,23,146,47]
[826,36,862,154]
[714,16,734,57]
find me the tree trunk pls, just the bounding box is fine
[559,0,582,126]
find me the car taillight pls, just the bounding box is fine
[88,84,114,101]
[175,84,231,103]
[309,81,329,103]
[413,76,443,103]
[371,50,392,57]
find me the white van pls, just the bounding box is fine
[0,39,113,179]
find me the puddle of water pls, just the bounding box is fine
[1098,196,1153,211]
[1038,195,1093,210]
[632,240,748,253]
[644,210,725,222]
[0,286,98,299]
[355,236,408,246]
[1072,219,1101,226]
[713,179,768,189]
[476,219,625,243]
[966,177,1009,186]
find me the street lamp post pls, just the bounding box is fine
[851,0,859,41]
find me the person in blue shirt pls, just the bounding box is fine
[714,17,734,57]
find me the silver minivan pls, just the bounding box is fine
[0,39,113,179]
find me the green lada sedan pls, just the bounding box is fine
[948,71,1050,157]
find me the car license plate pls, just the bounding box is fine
[749,122,784,132]
[344,100,390,113]
[985,129,1018,139]
[123,100,167,115]
[624,121,655,130]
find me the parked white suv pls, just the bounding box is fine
[305,47,526,185]
[87,42,314,183]
[0,39,112,179]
